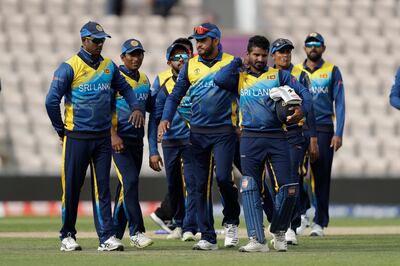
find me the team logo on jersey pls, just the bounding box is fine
[104,68,110,74]
[266,74,276,80]
[320,73,328,79]
[241,178,248,189]
[96,25,103,31]
[130,40,139,47]
[143,79,148,84]
[194,68,201,75]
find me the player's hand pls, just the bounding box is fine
[59,136,64,146]
[286,106,304,124]
[241,55,249,70]
[308,137,319,163]
[128,110,145,128]
[111,133,124,153]
[149,155,164,172]
[158,120,170,142]
[330,136,342,152]
[235,127,242,141]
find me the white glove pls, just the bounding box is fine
[269,85,302,105]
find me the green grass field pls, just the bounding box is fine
[1,217,400,266]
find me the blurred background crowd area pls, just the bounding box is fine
[0,0,399,179]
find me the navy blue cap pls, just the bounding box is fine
[121,39,145,54]
[80,21,111,38]
[305,32,324,44]
[166,43,189,60]
[271,38,294,54]
[189,23,221,40]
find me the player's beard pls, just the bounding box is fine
[307,52,322,62]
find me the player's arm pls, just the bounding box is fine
[214,57,241,93]
[159,63,190,134]
[331,66,346,151]
[111,62,144,127]
[279,70,313,123]
[45,63,73,140]
[389,67,400,110]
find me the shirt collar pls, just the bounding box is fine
[79,47,103,66]
[119,65,140,81]
[198,47,223,64]
[247,66,269,78]
[303,59,324,73]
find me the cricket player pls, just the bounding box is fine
[159,23,241,251]
[214,35,313,252]
[111,38,153,248]
[152,42,197,241]
[268,38,318,245]
[45,21,144,251]
[296,32,345,237]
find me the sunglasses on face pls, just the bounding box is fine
[170,53,189,62]
[305,41,322,48]
[193,25,210,35]
[86,37,106,44]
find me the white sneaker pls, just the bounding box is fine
[238,238,269,253]
[224,224,239,247]
[310,223,324,237]
[296,214,311,235]
[271,231,287,252]
[150,212,172,233]
[167,227,182,239]
[192,240,218,251]
[130,232,153,248]
[97,235,124,251]
[285,228,298,245]
[182,231,197,241]
[60,236,82,251]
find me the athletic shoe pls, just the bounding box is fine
[271,231,287,252]
[150,212,172,233]
[224,224,239,247]
[181,231,197,241]
[60,236,82,251]
[166,227,182,239]
[130,232,153,248]
[192,240,218,251]
[310,223,324,237]
[296,214,310,235]
[97,235,124,251]
[238,238,269,253]
[285,228,298,245]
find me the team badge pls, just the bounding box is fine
[96,25,103,31]
[194,68,201,75]
[131,40,139,47]
[104,68,110,74]
[320,73,328,79]
[266,74,276,80]
[241,178,248,189]
[309,32,318,37]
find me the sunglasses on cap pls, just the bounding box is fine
[170,53,189,62]
[193,25,210,35]
[305,41,322,48]
[86,37,106,44]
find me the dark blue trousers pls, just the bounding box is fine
[190,132,240,244]
[310,131,334,227]
[241,137,292,224]
[162,143,197,233]
[112,142,145,239]
[60,136,113,244]
[287,133,309,230]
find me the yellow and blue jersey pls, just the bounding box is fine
[161,51,238,133]
[214,57,313,134]
[112,66,151,140]
[283,64,317,137]
[45,48,140,138]
[296,59,345,137]
[155,76,190,141]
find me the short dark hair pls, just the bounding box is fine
[173,38,193,53]
[247,35,270,53]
